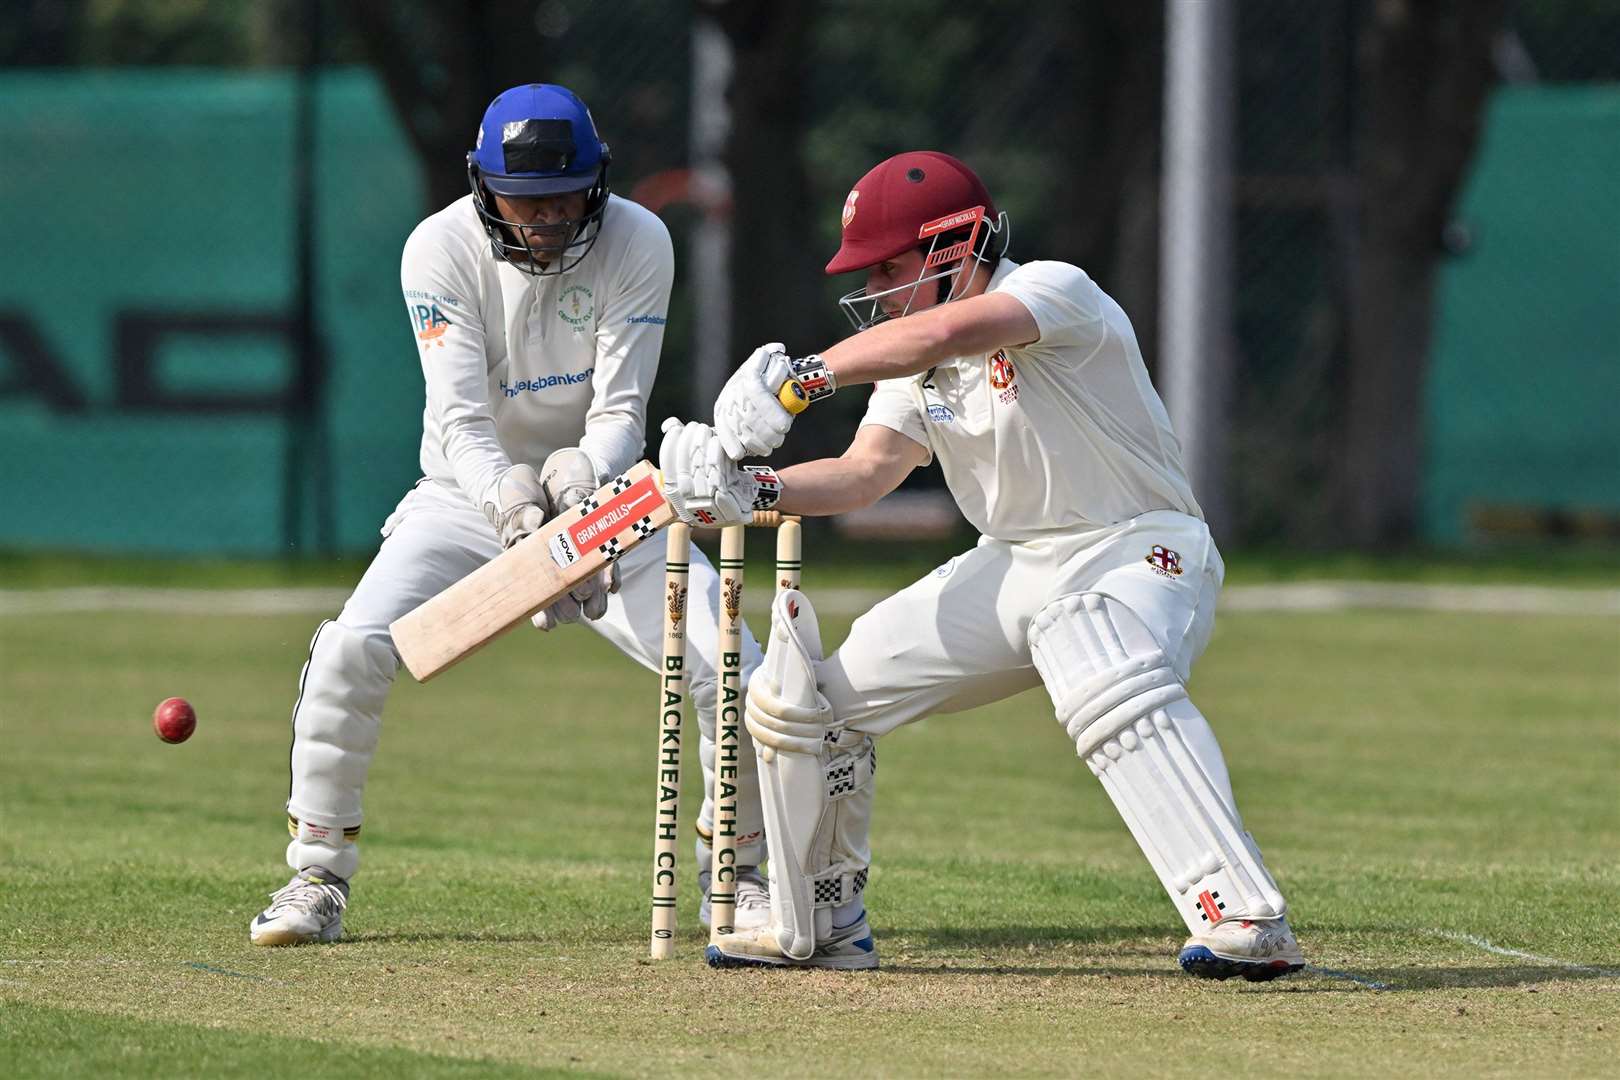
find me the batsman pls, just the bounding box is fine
[250,84,770,946]
[659,151,1306,980]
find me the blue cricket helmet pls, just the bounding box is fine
[466,83,612,275]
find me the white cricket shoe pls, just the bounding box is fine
[249,866,349,946]
[1179,915,1304,982]
[699,866,772,932]
[705,910,879,971]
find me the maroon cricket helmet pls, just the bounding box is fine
[826,151,997,275]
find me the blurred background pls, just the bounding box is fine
[1,0,1616,562]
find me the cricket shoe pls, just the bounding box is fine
[699,866,773,932]
[1179,915,1304,982]
[705,911,879,971]
[249,866,349,946]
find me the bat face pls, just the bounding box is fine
[390,460,673,681]
[549,469,665,567]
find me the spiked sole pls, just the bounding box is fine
[705,942,878,971]
[1178,944,1304,982]
[249,918,343,947]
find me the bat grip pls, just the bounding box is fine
[777,379,809,414]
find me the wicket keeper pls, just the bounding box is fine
[251,84,770,945]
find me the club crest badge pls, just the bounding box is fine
[1145,545,1184,577]
[988,349,1020,403]
[841,189,860,229]
[988,350,1015,389]
[558,284,594,329]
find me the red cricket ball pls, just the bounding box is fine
[152,697,197,744]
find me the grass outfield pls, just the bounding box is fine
[3,536,1620,590]
[2,554,1617,1077]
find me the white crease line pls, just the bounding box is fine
[1,582,1616,618]
[0,587,352,617]
[1305,964,1393,990]
[1432,931,1620,977]
[1220,582,1620,616]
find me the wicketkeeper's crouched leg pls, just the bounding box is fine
[572,537,770,929]
[691,672,766,871]
[254,614,398,947]
[278,484,498,888]
[284,618,398,882]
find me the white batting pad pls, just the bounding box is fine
[746,590,874,959]
[285,814,360,882]
[286,620,397,830]
[1029,592,1286,934]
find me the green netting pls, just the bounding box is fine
[2,71,1613,556]
[1424,85,1620,543]
[0,68,424,555]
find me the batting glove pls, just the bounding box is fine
[659,418,781,527]
[713,343,797,460]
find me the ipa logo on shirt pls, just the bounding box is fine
[413,302,453,347]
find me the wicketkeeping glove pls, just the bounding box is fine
[529,448,619,630]
[482,464,550,548]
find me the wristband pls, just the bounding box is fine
[743,465,783,510]
[789,354,837,402]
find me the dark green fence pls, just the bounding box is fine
[1,69,1615,557]
[0,69,423,555]
[1424,85,1620,543]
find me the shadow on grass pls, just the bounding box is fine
[1351,965,1620,991]
[867,926,1620,992]
[340,931,557,945]
[876,959,1618,992]
[338,923,1620,994]
[878,924,1189,982]
[884,924,1172,949]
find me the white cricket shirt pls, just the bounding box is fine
[859,259,1200,541]
[399,193,674,512]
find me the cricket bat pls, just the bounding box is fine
[391,459,674,682]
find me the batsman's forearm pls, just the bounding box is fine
[775,456,891,516]
[813,292,1039,388]
[819,313,953,387]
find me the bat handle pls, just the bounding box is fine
[777,379,810,414]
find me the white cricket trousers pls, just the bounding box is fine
[821,509,1236,807]
[824,512,1219,724]
[807,511,1286,938]
[284,479,765,877]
